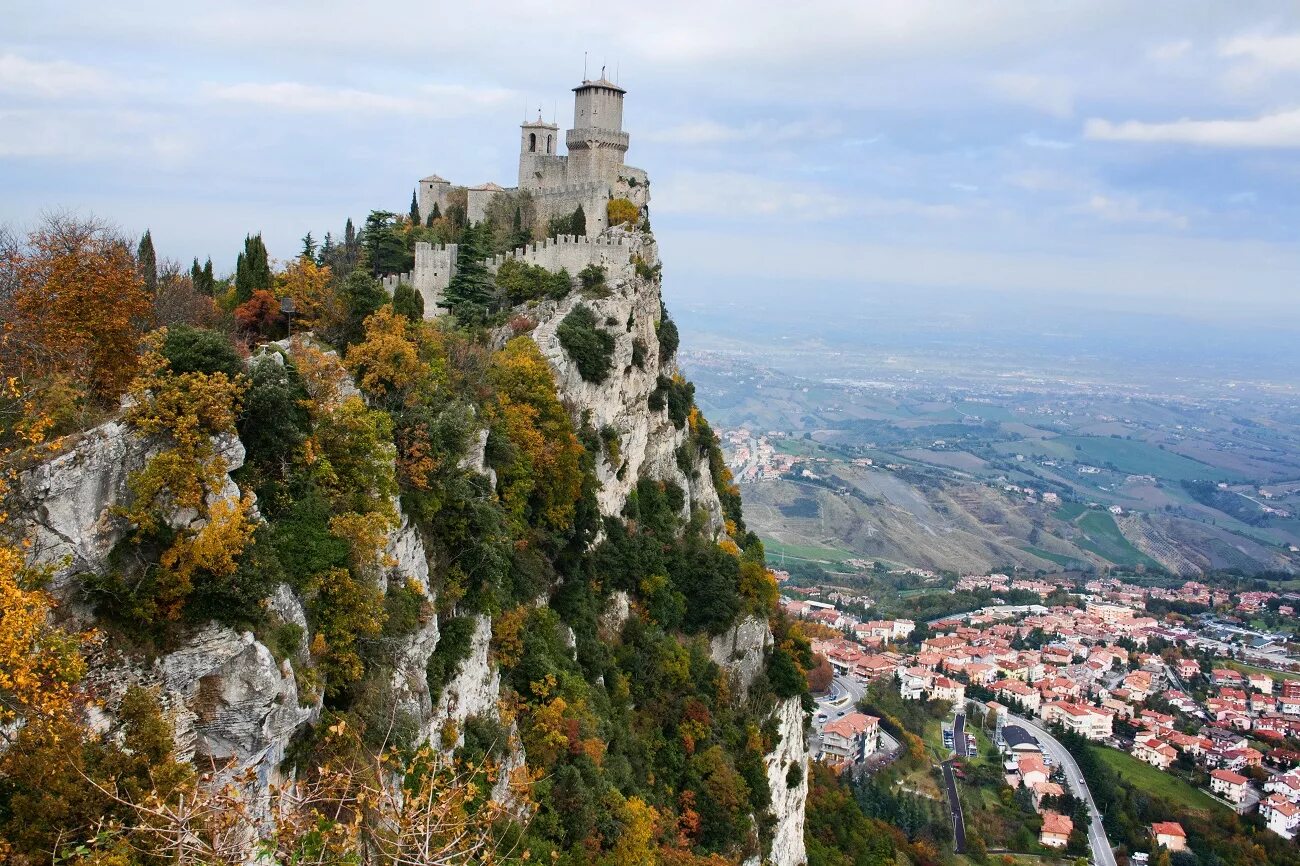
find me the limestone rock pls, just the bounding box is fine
[765,696,809,866]
[710,615,773,700]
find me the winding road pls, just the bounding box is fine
[1006,712,1117,866]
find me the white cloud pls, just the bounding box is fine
[644,118,841,146]
[1078,194,1187,229]
[1021,132,1073,149]
[1147,39,1193,62]
[1220,32,1300,72]
[0,108,195,164]
[205,81,515,116]
[1085,108,1300,148]
[654,170,961,221]
[0,53,111,99]
[987,72,1074,118]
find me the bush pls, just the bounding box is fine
[649,375,694,428]
[427,615,477,704]
[496,258,572,305]
[606,197,639,227]
[656,309,680,363]
[600,424,621,466]
[392,281,424,321]
[631,338,648,369]
[557,304,615,384]
[578,264,608,298]
[161,325,242,377]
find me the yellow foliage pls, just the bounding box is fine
[328,510,397,570]
[157,493,256,620]
[491,605,529,668]
[275,257,341,333]
[611,796,658,866]
[717,537,740,557]
[289,336,350,409]
[345,306,427,401]
[606,197,639,227]
[0,545,88,726]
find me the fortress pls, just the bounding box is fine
[390,73,650,315]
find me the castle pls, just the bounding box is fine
[390,73,650,315]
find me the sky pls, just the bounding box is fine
[3,2,1300,333]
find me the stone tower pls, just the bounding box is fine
[518,112,560,193]
[565,76,629,183]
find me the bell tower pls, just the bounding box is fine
[518,111,559,192]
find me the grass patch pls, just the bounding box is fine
[761,537,854,564]
[1094,747,1226,813]
[1224,659,1300,683]
[1053,502,1087,521]
[1074,511,1162,569]
[1022,545,1088,569]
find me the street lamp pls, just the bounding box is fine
[280,296,296,338]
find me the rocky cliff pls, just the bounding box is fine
[14,225,807,866]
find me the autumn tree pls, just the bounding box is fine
[233,289,282,338]
[0,213,153,409]
[275,255,341,334]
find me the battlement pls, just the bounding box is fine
[533,181,610,197]
[566,128,630,151]
[485,232,635,270]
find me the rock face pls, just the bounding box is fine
[765,697,809,866]
[426,614,501,747]
[499,231,721,532]
[710,615,773,701]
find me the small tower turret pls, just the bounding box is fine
[518,111,559,192]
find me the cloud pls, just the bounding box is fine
[0,108,194,164]
[654,170,961,221]
[1147,39,1193,62]
[1085,108,1300,148]
[644,117,841,146]
[0,54,111,99]
[1078,194,1188,229]
[205,81,515,116]
[1219,32,1300,73]
[987,72,1073,118]
[1021,132,1073,149]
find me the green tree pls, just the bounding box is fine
[338,270,387,347]
[444,221,494,324]
[200,258,215,296]
[160,325,242,377]
[300,231,317,260]
[362,210,409,277]
[234,233,271,304]
[137,229,157,294]
[410,190,421,226]
[571,203,586,236]
[392,281,424,322]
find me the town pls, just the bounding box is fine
[784,568,1300,860]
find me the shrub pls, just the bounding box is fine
[600,424,621,466]
[633,254,660,281]
[392,281,424,321]
[496,258,571,305]
[578,264,608,298]
[606,197,639,227]
[161,325,242,377]
[631,338,648,369]
[656,309,680,363]
[427,615,477,704]
[557,304,615,384]
[649,375,694,428]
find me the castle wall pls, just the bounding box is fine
[486,232,640,278]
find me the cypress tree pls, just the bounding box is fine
[339,269,387,347]
[571,204,586,236]
[409,190,421,225]
[234,233,271,304]
[190,258,202,290]
[392,281,424,322]
[443,221,494,324]
[201,258,214,296]
[137,230,157,294]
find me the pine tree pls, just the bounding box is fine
[443,221,494,324]
[300,231,317,260]
[201,258,214,296]
[234,233,271,304]
[409,190,421,225]
[425,202,441,228]
[338,269,387,347]
[392,282,424,322]
[136,230,157,294]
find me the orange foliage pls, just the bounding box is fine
[2,214,152,405]
[233,289,281,336]
[275,256,340,333]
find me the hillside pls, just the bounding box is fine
[0,212,821,866]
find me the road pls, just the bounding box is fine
[940,759,966,853]
[954,712,967,757]
[1006,712,1116,866]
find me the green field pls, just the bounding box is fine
[761,538,854,564]
[1095,747,1226,813]
[1022,546,1089,569]
[1000,435,1243,483]
[1052,502,1087,521]
[1072,511,1162,569]
[1224,660,1300,683]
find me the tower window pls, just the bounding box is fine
[529,132,536,152]
[547,134,553,153]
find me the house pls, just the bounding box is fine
[1042,701,1113,740]
[1132,735,1177,770]
[1151,821,1187,852]
[996,679,1041,713]
[1249,672,1274,695]
[1176,658,1201,680]
[1016,754,1049,790]
[821,712,881,765]
[1261,794,1300,839]
[930,676,965,705]
[1210,769,1249,806]
[1031,780,1064,813]
[1040,812,1073,848]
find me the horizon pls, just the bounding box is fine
[4,2,1300,339]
